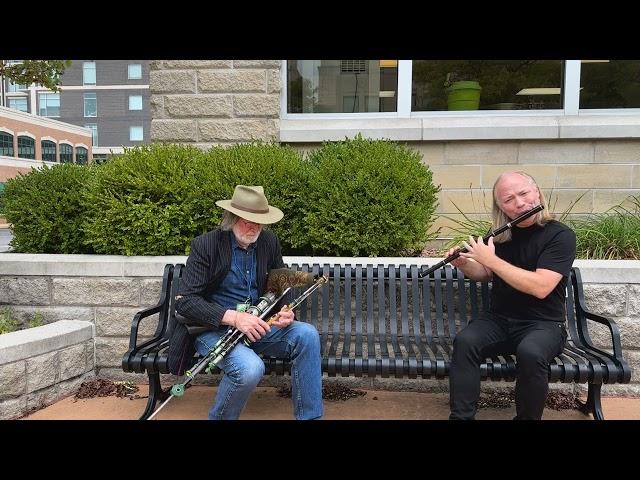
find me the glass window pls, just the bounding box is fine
[17,136,35,160]
[85,124,98,146]
[38,93,60,117]
[75,146,88,165]
[128,64,142,80]
[8,97,28,112]
[59,144,73,163]
[129,95,143,110]
[7,81,27,92]
[287,60,398,113]
[41,140,57,162]
[579,60,640,109]
[84,92,97,117]
[129,126,143,141]
[83,61,96,85]
[0,132,14,156]
[411,60,564,111]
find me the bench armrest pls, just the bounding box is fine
[127,304,164,350]
[578,308,624,360]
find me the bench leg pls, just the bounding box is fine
[577,383,604,420]
[140,373,170,420]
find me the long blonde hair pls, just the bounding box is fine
[491,171,554,243]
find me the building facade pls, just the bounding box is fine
[0,105,93,187]
[149,60,640,238]
[1,60,150,161]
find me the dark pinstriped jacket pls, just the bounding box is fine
[167,228,288,374]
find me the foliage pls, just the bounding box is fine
[569,196,640,260]
[0,60,71,92]
[3,164,95,253]
[0,307,44,334]
[83,144,208,255]
[299,135,440,256]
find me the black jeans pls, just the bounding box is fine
[449,315,567,420]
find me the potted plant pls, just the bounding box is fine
[444,71,482,111]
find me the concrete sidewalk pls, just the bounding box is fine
[22,385,640,420]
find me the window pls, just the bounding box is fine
[83,61,96,85]
[129,95,143,110]
[75,146,88,165]
[38,93,60,117]
[85,124,98,146]
[8,97,28,112]
[41,140,57,162]
[129,126,143,141]
[128,64,142,80]
[0,132,14,156]
[17,136,35,160]
[411,60,564,111]
[579,60,640,109]
[287,60,398,113]
[7,81,27,92]
[59,144,73,163]
[84,93,97,117]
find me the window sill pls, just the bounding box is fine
[280,114,640,142]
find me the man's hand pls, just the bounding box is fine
[270,306,295,328]
[459,235,496,267]
[233,311,271,342]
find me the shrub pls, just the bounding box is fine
[569,196,640,260]
[2,164,95,253]
[299,135,440,256]
[199,142,307,253]
[83,144,209,255]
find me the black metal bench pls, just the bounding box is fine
[122,263,631,420]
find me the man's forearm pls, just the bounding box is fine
[456,260,492,282]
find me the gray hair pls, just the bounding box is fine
[491,171,554,243]
[220,211,240,231]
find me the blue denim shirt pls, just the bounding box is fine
[207,235,258,310]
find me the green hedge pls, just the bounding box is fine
[3,139,441,257]
[3,164,94,253]
[299,135,440,256]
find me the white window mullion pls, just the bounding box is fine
[396,60,412,117]
[563,60,581,115]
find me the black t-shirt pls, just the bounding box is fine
[490,220,576,322]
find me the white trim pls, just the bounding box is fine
[396,60,412,117]
[0,105,92,137]
[92,146,124,155]
[40,136,58,143]
[58,84,150,91]
[16,131,35,140]
[564,60,581,115]
[281,114,640,142]
[0,127,15,136]
[75,143,89,150]
[280,60,288,119]
[0,155,56,169]
[59,139,73,146]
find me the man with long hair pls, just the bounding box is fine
[448,171,576,420]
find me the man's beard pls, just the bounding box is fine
[238,231,260,245]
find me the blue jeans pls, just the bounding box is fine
[195,321,323,420]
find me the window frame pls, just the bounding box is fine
[128,64,142,80]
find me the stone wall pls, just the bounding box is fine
[0,320,94,419]
[0,254,638,408]
[150,60,280,148]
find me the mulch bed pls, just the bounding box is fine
[74,379,146,401]
[478,390,580,410]
[277,382,367,401]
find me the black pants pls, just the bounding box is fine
[449,315,567,420]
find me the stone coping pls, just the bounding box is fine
[0,320,94,364]
[0,253,639,283]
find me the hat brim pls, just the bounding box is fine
[216,200,284,224]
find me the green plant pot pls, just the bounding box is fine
[447,81,482,110]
